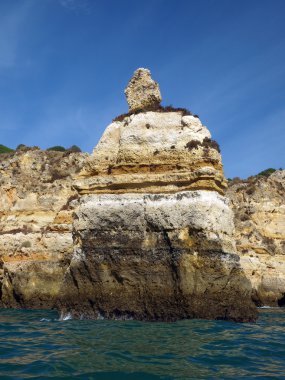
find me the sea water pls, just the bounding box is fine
[0,308,284,379]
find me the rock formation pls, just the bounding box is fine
[125,68,162,112]
[0,149,86,308]
[227,171,285,306]
[1,68,271,322]
[57,69,257,321]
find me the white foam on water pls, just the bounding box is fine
[59,312,73,321]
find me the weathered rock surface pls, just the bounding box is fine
[59,190,255,321]
[125,68,162,112]
[77,111,226,195]
[0,149,86,308]
[227,171,285,306]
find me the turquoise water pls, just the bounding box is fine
[0,309,285,379]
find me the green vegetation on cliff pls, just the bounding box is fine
[0,145,14,154]
[47,145,82,152]
[228,168,283,182]
[0,144,82,154]
[47,146,66,152]
[113,105,194,122]
[257,168,277,177]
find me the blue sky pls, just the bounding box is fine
[0,0,284,178]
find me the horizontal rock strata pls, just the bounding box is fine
[0,150,86,308]
[76,112,226,195]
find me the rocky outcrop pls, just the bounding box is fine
[57,70,257,322]
[0,149,86,308]
[0,69,259,322]
[227,171,285,306]
[125,68,162,112]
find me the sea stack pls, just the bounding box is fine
[59,68,257,321]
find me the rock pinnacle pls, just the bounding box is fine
[124,68,162,112]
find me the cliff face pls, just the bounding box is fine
[226,171,285,306]
[0,150,85,308]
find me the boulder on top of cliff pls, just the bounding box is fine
[125,68,162,112]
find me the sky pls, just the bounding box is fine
[0,0,284,178]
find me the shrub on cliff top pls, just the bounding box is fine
[185,137,221,153]
[67,145,82,153]
[185,140,201,150]
[202,137,221,153]
[113,105,192,122]
[46,145,82,153]
[0,144,14,154]
[16,144,27,150]
[47,146,66,152]
[257,168,276,177]
[16,144,39,152]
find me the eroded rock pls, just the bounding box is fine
[125,68,162,112]
[0,150,86,308]
[227,170,285,306]
[77,112,226,195]
[59,191,255,321]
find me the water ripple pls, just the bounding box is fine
[0,308,285,379]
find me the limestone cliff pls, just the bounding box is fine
[57,69,256,322]
[0,69,259,322]
[0,149,86,308]
[227,171,285,306]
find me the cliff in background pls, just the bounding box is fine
[0,149,86,308]
[227,171,285,306]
